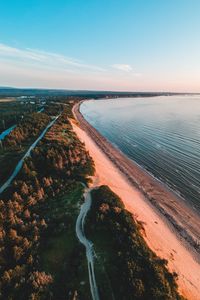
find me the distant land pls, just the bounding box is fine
[0,86,196,98]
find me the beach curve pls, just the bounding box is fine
[71,100,200,300]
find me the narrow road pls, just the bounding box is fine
[38,107,44,113]
[0,115,59,194]
[0,106,45,142]
[76,187,100,300]
[0,125,16,141]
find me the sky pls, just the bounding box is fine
[0,0,200,92]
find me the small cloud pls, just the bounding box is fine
[112,64,133,72]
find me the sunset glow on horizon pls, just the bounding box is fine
[0,0,200,92]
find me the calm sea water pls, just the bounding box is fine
[80,96,200,212]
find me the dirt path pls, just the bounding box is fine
[76,185,100,300]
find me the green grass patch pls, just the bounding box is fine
[41,231,75,278]
[40,183,92,300]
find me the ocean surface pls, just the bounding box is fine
[80,96,200,213]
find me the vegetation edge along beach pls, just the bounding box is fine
[73,100,200,251]
[72,99,200,300]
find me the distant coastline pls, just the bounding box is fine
[0,87,198,97]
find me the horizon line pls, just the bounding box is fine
[0,85,199,95]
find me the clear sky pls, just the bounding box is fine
[0,0,200,92]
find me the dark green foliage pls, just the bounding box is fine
[4,112,50,148]
[0,106,94,299]
[0,112,51,184]
[86,185,185,300]
[0,100,39,132]
[19,112,94,182]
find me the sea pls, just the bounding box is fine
[80,96,200,213]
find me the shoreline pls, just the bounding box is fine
[72,100,200,300]
[74,101,200,252]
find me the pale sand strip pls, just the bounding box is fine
[0,97,16,102]
[71,104,200,300]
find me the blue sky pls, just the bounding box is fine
[0,0,200,91]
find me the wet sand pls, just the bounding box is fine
[71,101,200,299]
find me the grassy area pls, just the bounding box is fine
[40,183,92,300]
[42,232,75,276]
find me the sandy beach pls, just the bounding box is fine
[71,101,200,300]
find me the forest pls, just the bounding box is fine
[0,99,42,133]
